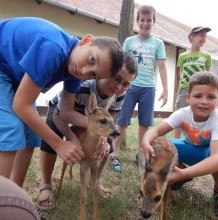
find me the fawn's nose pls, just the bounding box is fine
[109,130,120,139]
[141,210,151,219]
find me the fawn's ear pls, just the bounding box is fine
[159,161,172,182]
[138,148,146,175]
[104,95,115,111]
[85,92,97,115]
[79,34,94,46]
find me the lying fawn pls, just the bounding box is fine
[58,92,119,220]
[138,136,178,220]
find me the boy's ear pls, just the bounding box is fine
[79,34,94,46]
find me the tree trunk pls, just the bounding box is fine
[118,0,135,148]
[118,0,134,45]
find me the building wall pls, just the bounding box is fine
[1,0,177,112]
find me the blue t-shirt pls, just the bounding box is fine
[0,17,81,93]
[123,35,166,87]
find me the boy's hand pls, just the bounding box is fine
[93,137,110,159]
[55,140,84,166]
[158,91,168,107]
[141,141,155,161]
[168,166,185,184]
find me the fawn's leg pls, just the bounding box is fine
[96,156,108,180]
[57,161,68,193]
[79,163,89,220]
[161,186,170,220]
[91,164,99,220]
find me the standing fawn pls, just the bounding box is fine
[58,92,119,220]
[138,136,178,220]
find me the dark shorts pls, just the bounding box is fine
[116,85,155,127]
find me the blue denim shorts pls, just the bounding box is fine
[116,85,155,127]
[170,138,210,165]
[0,70,41,151]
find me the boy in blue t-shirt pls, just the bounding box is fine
[0,17,124,187]
[111,5,168,171]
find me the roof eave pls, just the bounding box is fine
[40,0,188,49]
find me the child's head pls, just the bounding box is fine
[97,53,137,97]
[188,26,211,44]
[68,35,124,81]
[188,71,218,93]
[187,71,218,121]
[136,5,156,37]
[136,5,156,23]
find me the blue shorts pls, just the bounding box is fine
[116,85,155,127]
[0,70,41,151]
[170,138,210,166]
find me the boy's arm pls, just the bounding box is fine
[13,74,84,165]
[59,89,87,128]
[141,121,173,159]
[157,60,168,107]
[169,140,218,183]
[52,111,80,145]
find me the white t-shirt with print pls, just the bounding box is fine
[165,106,218,146]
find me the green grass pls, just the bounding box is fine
[25,118,214,220]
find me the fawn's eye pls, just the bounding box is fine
[153,195,162,203]
[99,118,107,125]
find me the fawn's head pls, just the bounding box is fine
[138,137,178,219]
[85,92,120,139]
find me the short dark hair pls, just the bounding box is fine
[123,52,137,78]
[136,5,156,23]
[189,71,218,93]
[91,37,124,77]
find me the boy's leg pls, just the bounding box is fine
[39,150,57,209]
[40,151,57,185]
[110,125,127,172]
[138,125,149,148]
[111,125,127,157]
[0,70,29,181]
[0,151,16,178]
[137,87,155,155]
[10,114,41,187]
[110,87,137,171]
[39,105,62,209]
[10,148,34,187]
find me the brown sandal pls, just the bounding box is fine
[96,184,112,200]
[38,184,55,210]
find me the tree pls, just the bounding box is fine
[118,0,135,148]
[118,0,135,45]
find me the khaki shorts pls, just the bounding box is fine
[0,176,40,220]
[174,88,189,110]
